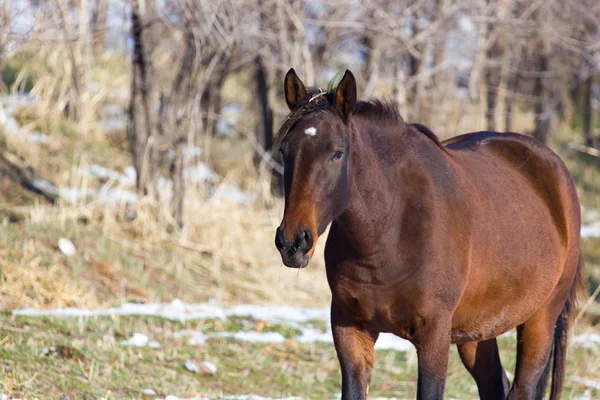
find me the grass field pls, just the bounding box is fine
[2,306,600,399]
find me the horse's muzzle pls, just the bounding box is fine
[275,226,313,268]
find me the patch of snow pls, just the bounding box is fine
[142,388,157,396]
[31,178,59,197]
[216,103,243,136]
[102,334,116,343]
[375,333,413,352]
[59,187,95,204]
[211,331,286,343]
[198,361,217,375]
[2,116,21,135]
[185,163,218,183]
[14,299,328,324]
[79,164,137,187]
[500,330,516,338]
[583,208,599,222]
[298,327,332,343]
[458,16,475,32]
[573,333,600,348]
[575,390,593,400]
[211,184,256,205]
[120,332,149,347]
[183,146,202,160]
[184,359,200,373]
[581,223,600,238]
[172,329,207,346]
[58,238,76,257]
[121,166,137,186]
[13,300,420,354]
[99,117,126,132]
[571,376,600,390]
[27,131,48,144]
[149,340,161,349]
[96,187,138,205]
[89,164,122,180]
[102,104,124,116]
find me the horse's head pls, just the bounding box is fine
[275,68,357,268]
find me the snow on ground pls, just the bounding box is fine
[581,223,600,238]
[9,299,600,399]
[13,299,329,323]
[13,299,412,352]
[572,332,600,349]
[13,299,600,352]
[571,376,600,390]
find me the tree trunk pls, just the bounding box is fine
[201,51,232,137]
[165,25,197,228]
[91,0,109,57]
[0,0,10,91]
[254,55,281,196]
[171,140,185,228]
[504,69,518,132]
[531,50,550,144]
[484,29,502,131]
[406,18,422,122]
[128,0,160,202]
[583,72,595,148]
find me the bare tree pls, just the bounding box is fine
[0,0,10,89]
[128,0,161,202]
[91,0,109,58]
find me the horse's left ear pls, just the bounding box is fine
[334,70,357,122]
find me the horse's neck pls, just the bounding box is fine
[334,119,445,254]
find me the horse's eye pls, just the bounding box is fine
[332,150,344,162]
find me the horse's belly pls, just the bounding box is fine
[451,304,517,344]
[451,243,565,343]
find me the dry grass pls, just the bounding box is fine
[0,193,331,311]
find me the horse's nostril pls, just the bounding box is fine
[275,227,285,250]
[296,227,313,252]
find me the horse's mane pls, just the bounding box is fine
[276,88,443,149]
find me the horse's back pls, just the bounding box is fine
[443,131,580,342]
[444,131,580,244]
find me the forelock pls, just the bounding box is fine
[276,86,336,144]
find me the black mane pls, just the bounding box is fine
[276,89,442,149]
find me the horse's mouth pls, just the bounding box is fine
[281,253,311,269]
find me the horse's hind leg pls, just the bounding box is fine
[508,301,564,400]
[457,338,510,400]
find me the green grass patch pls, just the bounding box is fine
[1,315,599,399]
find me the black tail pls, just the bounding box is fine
[549,253,585,400]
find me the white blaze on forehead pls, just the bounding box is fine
[304,127,317,136]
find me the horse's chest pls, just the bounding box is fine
[329,276,417,336]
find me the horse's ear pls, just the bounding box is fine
[284,68,307,110]
[334,70,357,121]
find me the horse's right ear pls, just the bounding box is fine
[284,68,307,110]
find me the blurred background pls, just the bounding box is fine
[1,0,600,398]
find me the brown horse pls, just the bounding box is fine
[274,69,584,400]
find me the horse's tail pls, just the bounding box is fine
[549,252,585,400]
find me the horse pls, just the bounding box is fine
[274,68,584,400]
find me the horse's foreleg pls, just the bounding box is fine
[331,309,378,400]
[457,338,510,400]
[415,316,452,400]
